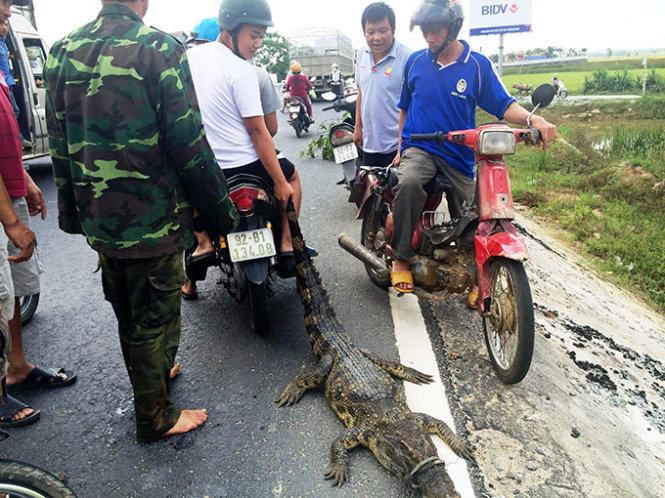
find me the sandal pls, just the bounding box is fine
[276,252,297,279]
[7,366,77,391]
[185,252,216,282]
[0,395,40,428]
[466,286,479,309]
[391,271,414,294]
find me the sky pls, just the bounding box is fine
[28,0,665,56]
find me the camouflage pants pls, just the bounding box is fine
[99,252,185,441]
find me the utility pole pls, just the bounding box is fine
[642,56,648,95]
[498,33,504,75]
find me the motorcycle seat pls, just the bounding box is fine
[387,168,453,195]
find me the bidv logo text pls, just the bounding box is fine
[481,3,519,15]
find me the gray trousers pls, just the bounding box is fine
[392,147,475,260]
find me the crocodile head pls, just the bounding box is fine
[412,459,460,498]
[370,429,459,497]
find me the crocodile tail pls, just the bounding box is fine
[285,200,345,348]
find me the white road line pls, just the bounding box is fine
[390,291,475,498]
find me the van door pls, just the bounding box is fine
[19,37,48,156]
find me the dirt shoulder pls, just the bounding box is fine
[430,211,665,498]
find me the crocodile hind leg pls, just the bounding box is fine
[324,428,364,487]
[360,350,434,385]
[275,353,334,407]
[415,413,474,460]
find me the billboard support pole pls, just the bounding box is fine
[498,33,504,75]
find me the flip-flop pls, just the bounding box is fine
[185,252,216,282]
[7,366,77,391]
[391,270,414,294]
[0,395,40,428]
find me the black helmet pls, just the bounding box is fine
[218,0,274,32]
[410,0,464,37]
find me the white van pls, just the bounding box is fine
[6,6,49,159]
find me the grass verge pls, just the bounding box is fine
[483,106,665,312]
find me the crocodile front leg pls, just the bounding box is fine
[324,427,364,487]
[415,413,474,460]
[276,353,334,407]
[361,350,434,385]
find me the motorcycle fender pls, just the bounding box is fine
[474,231,528,314]
[238,258,270,285]
[474,231,528,268]
[355,176,379,219]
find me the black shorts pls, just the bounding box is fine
[363,150,397,168]
[222,156,296,189]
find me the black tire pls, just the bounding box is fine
[482,258,534,384]
[360,208,390,289]
[294,120,302,138]
[20,294,39,326]
[0,459,76,498]
[247,282,270,335]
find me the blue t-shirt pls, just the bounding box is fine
[0,39,15,87]
[398,40,515,178]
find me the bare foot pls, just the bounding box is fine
[163,409,208,437]
[169,362,182,380]
[181,281,197,299]
[191,243,214,258]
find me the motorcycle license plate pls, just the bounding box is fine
[228,228,276,263]
[289,106,300,113]
[333,143,358,164]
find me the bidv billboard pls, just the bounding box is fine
[469,0,532,36]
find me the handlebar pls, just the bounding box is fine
[410,131,448,142]
[322,106,335,111]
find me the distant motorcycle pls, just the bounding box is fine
[552,78,568,100]
[287,97,312,138]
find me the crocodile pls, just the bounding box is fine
[277,202,474,498]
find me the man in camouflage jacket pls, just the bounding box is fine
[45,0,239,441]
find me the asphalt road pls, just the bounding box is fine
[2,102,664,498]
[0,104,440,498]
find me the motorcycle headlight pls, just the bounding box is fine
[478,130,516,155]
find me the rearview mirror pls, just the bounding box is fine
[531,84,556,109]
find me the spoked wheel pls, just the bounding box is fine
[0,460,76,498]
[482,258,534,384]
[20,294,39,326]
[360,208,390,289]
[247,281,270,335]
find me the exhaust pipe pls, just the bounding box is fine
[338,233,389,278]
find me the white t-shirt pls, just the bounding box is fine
[188,42,263,169]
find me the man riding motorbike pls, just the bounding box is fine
[391,0,557,299]
[284,62,314,122]
[185,0,303,283]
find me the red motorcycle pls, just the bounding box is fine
[339,85,555,384]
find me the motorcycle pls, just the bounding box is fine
[553,79,568,100]
[210,174,287,335]
[0,454,76,498]
[287,97,312,138]
[321,90,358,187]
[339,84,556,384]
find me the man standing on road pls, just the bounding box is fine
[390,0,557,295]
[0,0,75,428]
[354,2,411,168]
[45,0,239,441]
[0,174,37,429]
